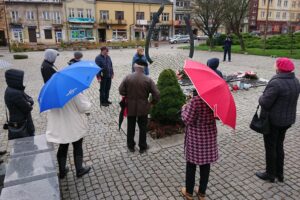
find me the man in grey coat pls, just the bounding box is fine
[119,62,160,153]
[256,58,300,183]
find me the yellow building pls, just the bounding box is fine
[95,0,173,42]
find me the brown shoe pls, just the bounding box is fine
[194,187,206,200]
[180,187,193,200]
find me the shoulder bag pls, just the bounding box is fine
[5,107,29,140]
[250,105,270,135]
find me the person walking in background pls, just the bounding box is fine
[41,49,59,83]
[132,46,149,75]
[207,58,223,78]
[223,35,232,62]
[95,47,114,107]
[68,51,83,65]
[119,62,159,153]
[46,92,92,179]
[4,69,35,140]
[180,91,218,200]
[256,58,300,183]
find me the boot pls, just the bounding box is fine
[255,172,275,183]
[180,187,193,200]
[74,156,91,178]
[197,193,206,200]
[57,157,69,179]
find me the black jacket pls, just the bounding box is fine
[224,38,232,49]
[95,54,114,79]
[259,72,300,127]
[4,69,35,135]
[41,60,56,83]
[207,58,223,78]
[68,58,79,65]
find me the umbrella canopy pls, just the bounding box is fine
[184,59,236,129]
[38,60,100,112]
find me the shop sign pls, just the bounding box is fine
[70,24,94,29]
[68,17,95,23]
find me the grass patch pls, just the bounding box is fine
[183,45,300,59]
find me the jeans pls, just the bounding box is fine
[223,48,231,61]
[127,116,148,150]
[57,138,83,160]
[263,125,289,177]
[100,78,112,104]
[186,162,210,195]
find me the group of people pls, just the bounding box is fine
[3,45,300,200]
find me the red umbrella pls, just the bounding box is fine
[184,59,236,129]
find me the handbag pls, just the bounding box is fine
[250,105,270,135]
[5,107,29,140]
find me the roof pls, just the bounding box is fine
[98,0,173,5]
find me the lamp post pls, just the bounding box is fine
[3,1,11,52]
[263,0,271,52]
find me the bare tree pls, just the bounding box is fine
[192,0,225,49]
[223,0,250,51]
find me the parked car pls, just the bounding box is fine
[250,31,261,36]
[197,35,209,40]
[107,37,128,42]
[169,35,190,44]
[293,30,300,34]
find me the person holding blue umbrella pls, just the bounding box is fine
[39,61,100,179]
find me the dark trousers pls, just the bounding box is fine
[100,78,112,104]
[57,138,83,171]
[127,116,148,150]
[263,125,289,177]
[223,48,231,61]
[186,162,210,195]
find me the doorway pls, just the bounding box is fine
[55,31,62,43]
[0,31,6,46]
[98,29,106,42]
[28,28,37,43]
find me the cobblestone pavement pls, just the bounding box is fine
[0,45,300,200]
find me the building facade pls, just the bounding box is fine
[173,0,194,35]
[0,0,8,46]
[5,0,64,44]
[249,0,259,31]
[63,0,97,42]
[257,0,300,34]
[95,0,173,42]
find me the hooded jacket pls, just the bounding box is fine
[41,49,58,83]
[4,69,35,135]
[207,58,223,78]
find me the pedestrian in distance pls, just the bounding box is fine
[132,46,149,75]
[119,62,160,154]
[256,58,300,183]
[68,51,83,65]
[4,69,35,140]
[207,58,223,78]
[223,35,232,62]
[180,90,218,200]
[41,49,59,83]
[46,92,92,179]
[95,46,114,107]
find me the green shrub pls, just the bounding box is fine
[13,54,28,59]
[151,69,186,125]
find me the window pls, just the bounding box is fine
[292,1,296,7]
[262,0,266,6]
[297,13,300,19]
[261,11,265,18]
[298,1,300,8]
[44,29,52,39]
[282,12,286,19]
[43,11,50,20]
[251,16,256,20]
[284,0,288,7]
[13,30,23,42]
[77,9,83,18]
[100,10,109,20]
[176,1,184,7]
[254,3,258,7]
[161,13,169,21]
[276,12,280,19]
[150,12,156,20]
[53,11,61,23]
[291,13,295,19]
[26,11,34,20]
[112,29,127,39]
[136,12,144,20]
[115,11,124,20]
[268,11,272,17]
[175,14,184,20]
[277,0,282,6]
[184,1,190,8]
[69,8,75,18]
[11,11,19,21]
[86,9,92,18]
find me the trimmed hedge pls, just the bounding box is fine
[13,54,28,59]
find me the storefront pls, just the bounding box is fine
[10,24,24,43]
[67,18,95,41]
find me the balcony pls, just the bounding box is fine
[136,20,148,25]
[174,20,186,26]
[8,18,23,26]
[52,19,62,25]
[159,20,173,25]
[99,19,127,25]
[175,6,192,11]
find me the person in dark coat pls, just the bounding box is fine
[95,46,114,107]
[132,46,149,75]
[180,91,218,200]
[119,62,160,153]
[256,58,300,183]
[223,35,232,62]
[4,69,35,139]
[68,51,83,65]
[207,58,223,78]
[41,49,59,83]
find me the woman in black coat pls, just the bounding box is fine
[4,69,35,139]
[41,49,59,83]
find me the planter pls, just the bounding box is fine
[13,54,28,59]
[154,42,159,48]
[148,120,184,139]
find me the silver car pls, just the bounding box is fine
[169,35,190,44]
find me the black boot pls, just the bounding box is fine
[277,175,284,183]
[255,172,275,183]
[57,157,69,179]
[74,156,91,178]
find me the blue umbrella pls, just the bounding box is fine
[38,60,100,112]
